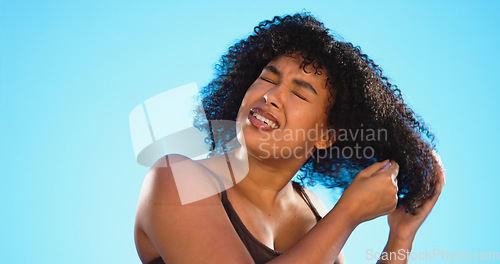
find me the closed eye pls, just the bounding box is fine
[292,91,308,101]
[260,77,276,84]
[260,76,308,102]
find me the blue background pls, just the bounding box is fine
[1,0,499,263]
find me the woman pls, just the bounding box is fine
[134,13,445,264]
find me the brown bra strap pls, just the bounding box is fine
[292,181,323,222]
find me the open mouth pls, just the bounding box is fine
[249,108,280,129]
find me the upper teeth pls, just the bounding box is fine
[252,112,278,129]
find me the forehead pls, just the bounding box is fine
[266,54,330,90]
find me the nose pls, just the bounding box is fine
[263,85,282,109]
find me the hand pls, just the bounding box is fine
[387,151,445,241]
[338,160,400,225]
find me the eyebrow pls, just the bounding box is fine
[263,65,281,76]
[263,65,318,95]
[293,79,318,95]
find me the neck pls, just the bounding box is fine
[231,146,311,209]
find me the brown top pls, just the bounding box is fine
[148,181,322,264]
[220,181,322,263]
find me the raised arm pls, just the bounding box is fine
[302,187,346,264]
[376,153,445,264]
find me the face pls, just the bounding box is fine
[236,54,334,161]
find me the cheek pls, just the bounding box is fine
[287,107,329,142]
[237,85,264,121]
[290,105,326,126]
[241,84,264,105]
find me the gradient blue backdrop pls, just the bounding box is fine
[1,0,499,263]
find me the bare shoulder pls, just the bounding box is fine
[301,186,329,218]
[135,154,253,264]
[138,154,223,205]
[135,154,227,236]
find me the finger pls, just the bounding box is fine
[431,149,446,182]
[387,161,400,181]
[420,170,445,212]
[431,149,444,170]
[392,169,398,192]
[358,159,391,178]
[429,162,445,198]
[374,160,399,181]
[434,169,445,197]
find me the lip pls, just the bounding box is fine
[248,107,281,131]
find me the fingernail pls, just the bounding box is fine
[383,161,391,170]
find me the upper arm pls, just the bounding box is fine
[303,187,347,264]
[135,155,254,264]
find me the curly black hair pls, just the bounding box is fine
[195,13,439,214]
